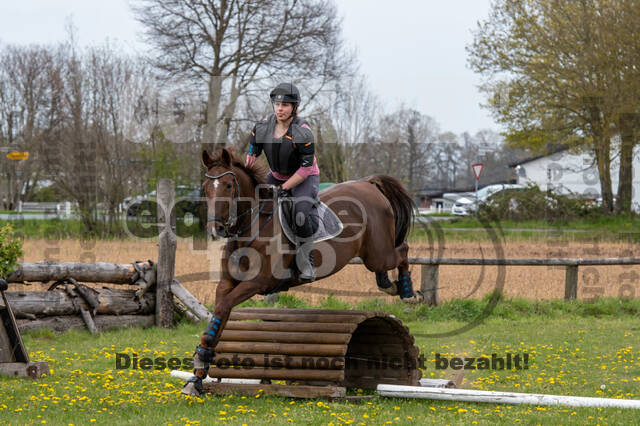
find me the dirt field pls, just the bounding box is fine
[14,237,639,305]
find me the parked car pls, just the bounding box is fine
[451,184,524,216]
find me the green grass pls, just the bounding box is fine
[0,210,43,215]
[0,218,208,240]
[2,295,638,425]
[238,293,640,324]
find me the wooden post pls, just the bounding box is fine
[156,179,176,328]
[564,265,578,300]
[420,264,439,306]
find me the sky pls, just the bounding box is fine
[0,0,496,135]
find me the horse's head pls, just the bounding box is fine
[202,147,267,239]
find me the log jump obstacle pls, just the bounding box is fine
[200,307,422,399]
[4,261,211,334]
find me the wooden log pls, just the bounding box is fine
[173,301,199,323]
[219,330,352,345]
[208,367,344,382]
[5,289,155,318]
[156,179,176,328]
[6,261,150,284]
[565,265,578,300]
[79,308,98,334]
[224,320,356,334]
[376,384,640,409]
[216,341,347,357]
[202,382,346,399]
[212,353,345,370]
[16,314,155,334]
[420,264,439,305]
[229,311,366,323]
[0,361,50,379]
[171,279,212,321]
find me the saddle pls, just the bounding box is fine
[278,197,343,244]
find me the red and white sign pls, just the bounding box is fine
[472,163,484,180]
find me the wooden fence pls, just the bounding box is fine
[350,257,640,305]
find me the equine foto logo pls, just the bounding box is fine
[126,182,509,339]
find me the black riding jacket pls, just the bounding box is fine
[248,114,315,176]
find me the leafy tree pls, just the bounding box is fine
[468,0,640,214]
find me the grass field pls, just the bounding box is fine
[1,297,638,425]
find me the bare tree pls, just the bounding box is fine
[131,0,354,154]
[36,40,152,233]
[0,45,53,209]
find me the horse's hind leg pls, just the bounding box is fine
[393,241,423,303]
[372,240,421,302]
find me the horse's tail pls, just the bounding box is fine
[367,175,415,247]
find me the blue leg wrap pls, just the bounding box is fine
[205,316,222,337]
[399,274,413,298]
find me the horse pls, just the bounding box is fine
[182,147,422,396]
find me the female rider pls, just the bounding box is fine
[245,82,319,281]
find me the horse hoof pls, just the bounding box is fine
[181,381,202,397]
[401,291,424,304]
[378,281,398,296]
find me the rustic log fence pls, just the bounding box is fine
[2,181,210,334]
[4,261,211,334]
[350,257,640,305]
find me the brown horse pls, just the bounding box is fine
[182,147,421,396]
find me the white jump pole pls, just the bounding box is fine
[377,384,640,409]
[170,370,261,385]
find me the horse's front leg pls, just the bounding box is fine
[182,279,269,396]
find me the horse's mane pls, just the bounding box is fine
[209,147,268,187]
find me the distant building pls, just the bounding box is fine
[510,147,640,211]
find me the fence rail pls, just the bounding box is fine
[348,257,640,305]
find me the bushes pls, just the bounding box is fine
[480,184,601,221]
[0,223,23,278]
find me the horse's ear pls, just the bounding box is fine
[221,147,232,167]
[202,150,214,169]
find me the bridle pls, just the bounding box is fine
[204,169,272,240]
[204,170,240,237]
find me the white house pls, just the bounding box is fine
[511,146,640,212]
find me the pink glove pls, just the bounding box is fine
[245,154,257,168]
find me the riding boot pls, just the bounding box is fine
[296,241,316,282]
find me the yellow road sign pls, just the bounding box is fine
[6,152,29,160]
